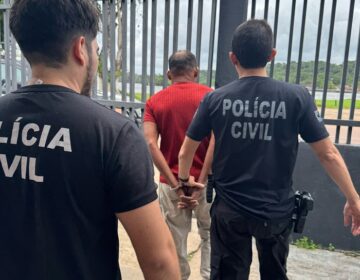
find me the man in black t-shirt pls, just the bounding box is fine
[178,20,360,280]
[0,1,180,280]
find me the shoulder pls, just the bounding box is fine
[52,91,138,133]
[0,91,17,104]
[270,79,309,95]
[85,98,137,130]
[145,87,169,105]
[203,80,240,102]
[196,83,213,93]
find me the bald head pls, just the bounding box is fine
[168,50,198,77]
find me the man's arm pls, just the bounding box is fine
[143,121,179,188]
[177,136,205,209]
[198,133,215,184]
[117,200,180,279]
[178,136,201,180]
[310,137,360,236]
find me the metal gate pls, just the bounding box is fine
[1,0,360,144]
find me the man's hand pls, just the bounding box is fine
[344,199,360,236]
[177,176,205,209]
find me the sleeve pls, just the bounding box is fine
[105,122,158,213]
[186,93,212,141]
[143,98,156,123]
[299,90,329,143]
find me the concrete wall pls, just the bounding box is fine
[292,142,360,250]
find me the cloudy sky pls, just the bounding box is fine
[115,0,360,75]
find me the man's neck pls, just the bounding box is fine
[237,66,268,78]
[29,65,82,93]
[170,76,196,84]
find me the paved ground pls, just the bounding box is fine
[118,219,360,279]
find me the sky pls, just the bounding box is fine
[102,0,360,75]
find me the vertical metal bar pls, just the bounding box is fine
[173,0,180,53]
[320,0,337,119]
[264,0,269,20]
[186,0,193,50]
[25,60,31,83]
[121,0,128,101]
[4,10,11,93]
[150,0,157,96]
[4,2,10,94]
[129,0,136,101]
[311,0,325,98]
[346,25,360,144]
[285,0,296,83]
[21,54,27,86]
[269,0,280,78]
[251,0,256,19]
[11,34,17,91]
[207,0,217,87]
[0,24,2,91]
[196,0,204,69]
[101,1,109,99]
[141,0,149,102]
[295,0,307,85]
[110,1,116,100]
[92,72,98,98]
[335,0,355,143]
[162,0,170,89]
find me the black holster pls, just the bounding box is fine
[206,174,214,203]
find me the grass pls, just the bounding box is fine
[315,99,360,109]
[293,237,339,252]
[134,92,360,110]
[135,93,146,101]
[293,236,320,250]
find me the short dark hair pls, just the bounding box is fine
[232,19,273,69]
[10,0,99,67]
[168,50,197,76]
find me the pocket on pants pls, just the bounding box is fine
[161,183,179,201]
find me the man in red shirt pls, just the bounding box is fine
[143,50,213,280]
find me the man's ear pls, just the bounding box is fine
[194,67,199,79]
[167,70,172,81]
[268,48,277,62]
[72,36,87,66]
[229,52,239,66]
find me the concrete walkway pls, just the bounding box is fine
[118,219,360,279]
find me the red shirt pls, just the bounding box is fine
[144,82,212,184]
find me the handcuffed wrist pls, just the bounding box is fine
[178,177,189,183]
[170,184,182,192]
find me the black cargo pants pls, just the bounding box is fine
[210,198,293,280]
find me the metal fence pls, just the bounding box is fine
[94,0,220,124]
[248,0,360,144]
[0,0,31,94]
[1,0,360,144]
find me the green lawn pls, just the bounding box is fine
[134,93,359,110]
[315,99,360,109]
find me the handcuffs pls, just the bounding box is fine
[170,177,190,194]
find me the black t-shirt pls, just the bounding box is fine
[187,77,328,220]
[0,85,157,280]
